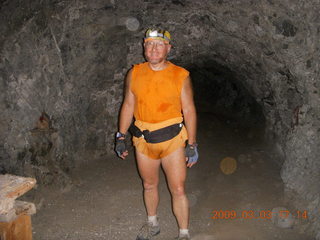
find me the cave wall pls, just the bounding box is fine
[0,0,319,237]
[0,0,129,184]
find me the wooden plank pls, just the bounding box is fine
[0,199,14,216]
[0,201,36,223]
[0,174,36,199]
[14,201,36,216]
[0,214,32,240]
[0,209,16,223]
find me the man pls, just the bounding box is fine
[115,28,198,240]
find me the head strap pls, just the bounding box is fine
[145,28,171,42]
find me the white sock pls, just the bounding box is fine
[179,229,190,237]
[147,215,159,226]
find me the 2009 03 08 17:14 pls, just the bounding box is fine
[211,210,308,220]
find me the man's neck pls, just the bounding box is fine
[148,61,168,71]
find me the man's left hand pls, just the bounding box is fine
[185,143,198,168]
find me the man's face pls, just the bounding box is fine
[144,39,171,64]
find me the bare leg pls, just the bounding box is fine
[161,147,189,229]
[136,151,161,217]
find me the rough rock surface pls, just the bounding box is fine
[0,0,319,237]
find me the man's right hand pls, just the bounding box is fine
[115,132,129,159]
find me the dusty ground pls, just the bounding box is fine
[27,113,313,240]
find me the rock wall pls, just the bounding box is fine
[0,0,319,237]
[0,0,128,185]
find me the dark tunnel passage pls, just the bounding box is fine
[0,0,319,239]
[189,61,265,127]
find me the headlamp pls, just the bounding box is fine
[145,28,171,42]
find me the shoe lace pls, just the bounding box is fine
[139,222,153,238]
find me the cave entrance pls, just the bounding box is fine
[187,60,269,159]
[189,60,265,128]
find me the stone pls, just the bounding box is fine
[192,234,216,240]
[271,207,295,229]
[273,19,298,37]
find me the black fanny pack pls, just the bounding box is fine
[129,122,183,144]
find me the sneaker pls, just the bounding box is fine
[136,222,160,240]
[176,234,190,240]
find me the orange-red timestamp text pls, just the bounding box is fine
[211,210,308,220]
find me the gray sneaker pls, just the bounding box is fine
[136,222,160,240]
[176,234,190,240]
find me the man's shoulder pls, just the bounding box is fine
[132,62,148,69]
[169,62,189,75]
[131,62,148,78]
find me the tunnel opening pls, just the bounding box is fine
[185,59,268,152]
[189,60,265,127]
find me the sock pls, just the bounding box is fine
[179,229,190,237]
[147,215,159,226]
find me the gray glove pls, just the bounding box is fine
[115,132,127,157]
[185,143,199,164]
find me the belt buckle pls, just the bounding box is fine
[142,129,150,142]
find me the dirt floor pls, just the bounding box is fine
[27,113,313,240]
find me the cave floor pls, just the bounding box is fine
[30,112,312,240]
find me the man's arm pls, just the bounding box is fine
[181,76,198,167]
[119,69,135,134]
[116,69,135,159]
[181,76,197,145]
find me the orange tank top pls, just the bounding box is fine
[131,61,189,123]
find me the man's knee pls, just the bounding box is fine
[143,181,158,192]
[171,185,186,197]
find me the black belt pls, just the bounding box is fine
[129,122,183,144]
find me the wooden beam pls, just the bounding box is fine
[0,214,32,240]
[0,175,36,199]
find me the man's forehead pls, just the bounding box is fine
[144,38,168,44]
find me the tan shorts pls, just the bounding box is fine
[132,117,188,160]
